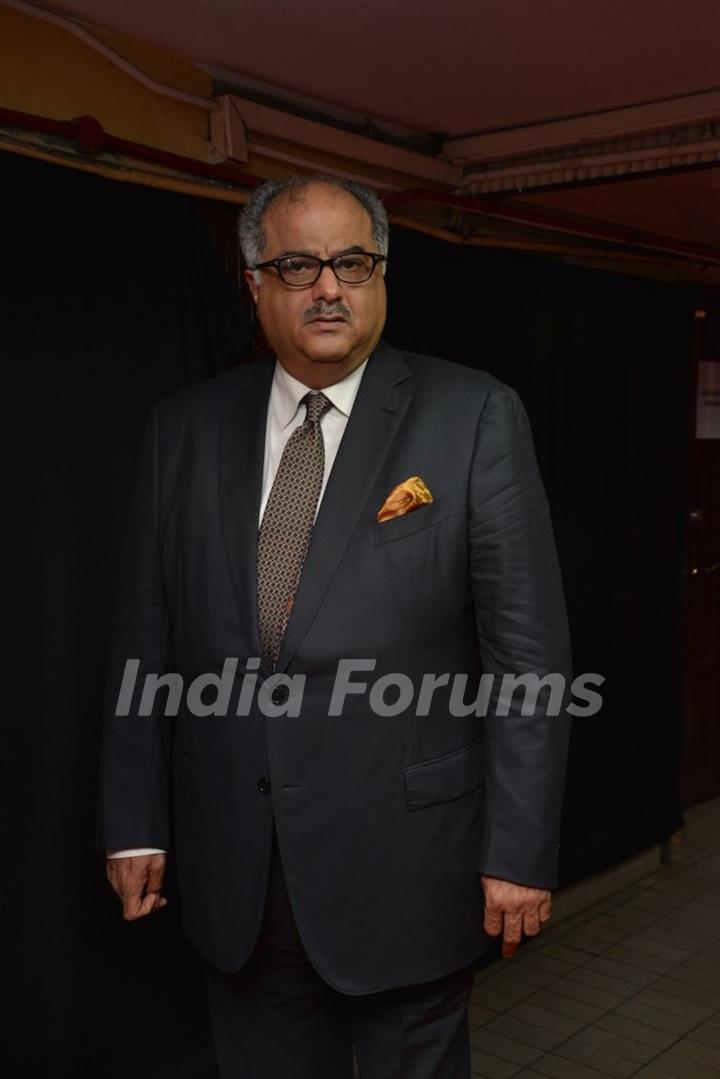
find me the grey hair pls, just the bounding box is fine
[239,173,389,284]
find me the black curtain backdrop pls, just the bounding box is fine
[384,228,692,884]
[2,153,244,1079]
[3,153,691,1078]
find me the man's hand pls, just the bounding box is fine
[106,853,168,921]
[481,875,552,958]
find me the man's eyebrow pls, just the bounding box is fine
[272,249,313,260]
[271,245,369,260]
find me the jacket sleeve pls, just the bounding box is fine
[96,405,174,853]
[468,384,572,889]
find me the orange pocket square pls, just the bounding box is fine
[377,475,434,523]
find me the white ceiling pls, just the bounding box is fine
[51,0,720,136]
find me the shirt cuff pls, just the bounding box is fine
[106,847,167,858]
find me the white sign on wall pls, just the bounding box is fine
[696,361,720,439]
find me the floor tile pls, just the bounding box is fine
[590,911,660,932]
[525,1052,618,1078]
[549,974,627,1011]
[470,1047,522,1078]
[518,952,579,978]
[689,1022,720,1050]
[559,931,618,956]
[620,933,693,965]
[585,954,661,987]
[614,997,704,1036]
[634,984,716,1023]
[632,1069,689,1078]
[633,925,711,953]
[683,952,720,977]
[483,1014,565,1053]
[551,1036,638,1077]
[469,1003,500,1026]
[647,975,720,1011]
[669,962,720,995]
[638,1049,720,1078]
[473,987,525,1012]
[502,963,558,989]
[536,942,595,966]
[572,1023,660,1065]
[666,1037,720,1071]
[506,1001,585,1038]
[595,1011,678,1051]
[524,988,606,1025]
[603,942,683,974]
[555,966,638,1000]
[470,1029,544,1067]
[570,923,630,945]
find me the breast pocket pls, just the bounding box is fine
[375,495,451,545]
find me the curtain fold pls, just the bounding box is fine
[3,150,249,1079]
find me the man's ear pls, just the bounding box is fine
[243,267,259,304]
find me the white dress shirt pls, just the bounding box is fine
[108,356,369,859]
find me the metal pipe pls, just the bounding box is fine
[382,187,720,266]
[0,106,260,187]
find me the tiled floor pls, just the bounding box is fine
[469,797,720,1078]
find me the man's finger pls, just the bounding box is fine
[124,891,166,920]
[539,895,553,923]
[483,906,504,937]
[146,859,166,897]
[122,889,146,921]
[522,910,541,937]
[502,912,523,957]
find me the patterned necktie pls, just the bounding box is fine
[257,390,333,669]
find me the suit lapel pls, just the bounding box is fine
[275,341,413,673]
[218,358,274,659]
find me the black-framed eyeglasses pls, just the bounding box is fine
[253,251,387,287]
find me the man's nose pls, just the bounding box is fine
[311,264,342,302]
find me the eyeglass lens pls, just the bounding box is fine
[279,253,377,284]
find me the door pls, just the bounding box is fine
[680,305,720,806]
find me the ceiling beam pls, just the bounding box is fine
[228,95,462,187]
[443,89,720,164]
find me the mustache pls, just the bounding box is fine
[303,302,352,323]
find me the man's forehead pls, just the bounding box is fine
[274,181,359,211]
[264,184,372,238]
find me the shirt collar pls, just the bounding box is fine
[271,357,369,431]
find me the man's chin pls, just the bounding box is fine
[301,333,360,364]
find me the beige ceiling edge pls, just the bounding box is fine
[0,6,215,160]
[1,6,464,191]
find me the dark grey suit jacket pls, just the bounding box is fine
[97,340,572,993]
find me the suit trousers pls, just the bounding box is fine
[203,822,476,1079]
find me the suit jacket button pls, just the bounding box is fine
[271,684,289,705]
[257,777,271,794]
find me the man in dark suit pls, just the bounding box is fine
[99,174,572,1078]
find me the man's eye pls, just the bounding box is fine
[335,256,363,271]
[282,257,317,274]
